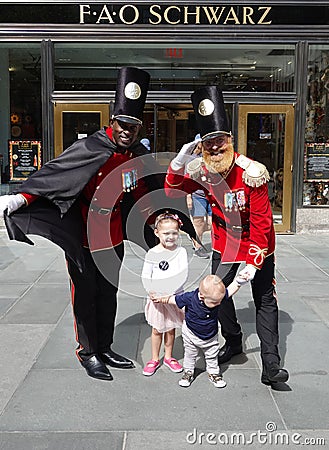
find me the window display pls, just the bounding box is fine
[304,45,329,206]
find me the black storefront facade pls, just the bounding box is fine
[1,0,329,233]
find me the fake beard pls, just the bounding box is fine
[203,143,235,174]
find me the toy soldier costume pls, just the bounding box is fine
[164,85,288,386]
[0,67,196,381]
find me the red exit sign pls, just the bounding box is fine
[165,48,183,58]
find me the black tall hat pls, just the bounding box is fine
[112,67,150,125]
[191,86,231,141]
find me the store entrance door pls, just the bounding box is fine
[54,103,110,157]
[141,103,195,167]
[238,104,294,233]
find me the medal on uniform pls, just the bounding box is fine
[224,192,234,212]
[200,166,207,182]
[122,168,138,192]
[235,189,246,210]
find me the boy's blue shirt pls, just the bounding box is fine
[175,288,228,340]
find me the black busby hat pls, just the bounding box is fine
[191,86,231,141]
[112,67,150,125]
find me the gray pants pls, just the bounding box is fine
[181,321,220,375]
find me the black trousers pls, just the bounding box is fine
[66,244,124,361]
[212,251,280,367]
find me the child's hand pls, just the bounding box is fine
[149,291,161,302]
[151,294,172,304]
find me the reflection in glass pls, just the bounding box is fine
[246,113,285,223]
[54,43,295,93]
[303,44,329,206]
[0,43,41,181]
[62,112,100,149]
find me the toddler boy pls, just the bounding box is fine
[151,274,247,388]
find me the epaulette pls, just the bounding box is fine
[186,158,203,180]
[236,154,270,188]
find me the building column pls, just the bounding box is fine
[0,49,10,178]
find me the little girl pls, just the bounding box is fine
[141,212,188,376]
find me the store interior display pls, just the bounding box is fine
[304,49,329,206]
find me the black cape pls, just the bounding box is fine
[4,128,197,270]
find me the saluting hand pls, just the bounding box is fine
[171,137,202,170]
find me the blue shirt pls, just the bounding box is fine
[175,288,228,340]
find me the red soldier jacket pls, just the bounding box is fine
[81,137,153,251]
[165,153,275,269]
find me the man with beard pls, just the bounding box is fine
[164,85,289,386]
[0,67,195,381]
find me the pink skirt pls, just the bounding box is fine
[145,298,185,333]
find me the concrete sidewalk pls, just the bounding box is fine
[0,224,329,449]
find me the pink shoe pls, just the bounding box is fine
[163,357,183,373]
[143,360,160,376]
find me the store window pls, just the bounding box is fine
[0,43,41,183]
[54,43,295,93]
[8,45,42,140]
[303,45,329,206]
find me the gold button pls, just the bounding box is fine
[212,203,216,207]
[98,172,102,176]
[96,186,100,190]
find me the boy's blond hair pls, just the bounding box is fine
[200,274,226,300]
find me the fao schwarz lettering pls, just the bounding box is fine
[79,4,272,25]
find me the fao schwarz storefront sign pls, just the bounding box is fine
[78,4,273,25]
[0,4,328,26]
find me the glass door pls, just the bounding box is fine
[54,103,110,157]
[142,104,195,167]
[238,105,294,233]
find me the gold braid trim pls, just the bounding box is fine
[236,155,270,188]
[248,244,268,266]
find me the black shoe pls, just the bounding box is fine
[218,344,243,364]
[81,356,113,381]
[261,363,289,385]
[100,349,135,369]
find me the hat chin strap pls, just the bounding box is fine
[112,114,142,126]
[202,130,231,141]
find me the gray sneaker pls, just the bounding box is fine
[179,370,194,387]
[194,247,209,259]
[208,373,227,388]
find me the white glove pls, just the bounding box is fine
[171,138,201,170]
[0,194,26,218]
[238,264,257,282]
[234,276,249,286]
